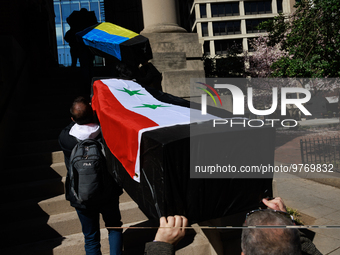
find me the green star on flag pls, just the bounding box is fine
[117,88,145,96]
[134,104,170,109]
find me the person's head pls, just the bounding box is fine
[70,96,94,125]
[241,210,301,255]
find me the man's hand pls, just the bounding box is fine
[154,215,188,246]
[262,197,287,212]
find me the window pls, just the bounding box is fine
[244,1,272,15]
[190,12,196,28]
[247,38,256,52]
[204,41,210,55]
[246,19,270,33]
[214,39,243,54]
[90,2,100,20]
[55,24,63,45]
[214,22,225,35]
[54,3,61,23]
[62,23,70,44]
[277,0,283,13]
[80,2,90,10]
[211,2,239,17]
[213,21,241,36]
[200,4,207,18]
[61,3,80,22]
[54,0,105,67]
[201,23,209,37]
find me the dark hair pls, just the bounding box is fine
[241,210,301,255]
[70,96,94,125]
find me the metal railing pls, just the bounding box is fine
[300,136,340,168]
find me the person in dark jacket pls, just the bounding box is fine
[144,198,322,255]
[144,215,188,255]
[253,197,323,255]
[59,96,123,255]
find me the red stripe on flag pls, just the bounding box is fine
[92,80,159,178]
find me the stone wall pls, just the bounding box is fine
[142,33,205,98]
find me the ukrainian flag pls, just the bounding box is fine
[77,22,153,67]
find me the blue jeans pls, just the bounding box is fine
[76,200,122,255]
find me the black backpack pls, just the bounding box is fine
[69,138,109,205]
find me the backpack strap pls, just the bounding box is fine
[69,142,81,202]
[72,136,105,155]
[80,138,106,157]
[77,138,102,147]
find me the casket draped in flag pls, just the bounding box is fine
[91,79,215,182]
[77,22,153,67]
[92,79,275,223]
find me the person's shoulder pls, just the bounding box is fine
[144,241,175,255]
[59,122,75,138]
[58,122,77,149]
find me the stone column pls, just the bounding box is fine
[140,0,205,98]
[141,0,186,33]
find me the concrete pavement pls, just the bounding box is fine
[274,174,340,255]
[298,118,340,126]
[274,119,340,254]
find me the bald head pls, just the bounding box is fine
[241,210,301,255]
[70,96,94,125]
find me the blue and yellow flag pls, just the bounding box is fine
[77,22,152,66]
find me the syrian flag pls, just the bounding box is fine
[92,79,213,182]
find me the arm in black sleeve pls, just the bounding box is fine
[299,230,323,255]
[144,241,175,255]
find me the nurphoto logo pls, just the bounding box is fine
[197,82,312,128]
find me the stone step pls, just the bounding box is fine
[0,211,79,248]
[0,220,147,255]
[1,195,74,224]
[0,170,132,203]
[176,230,216,255]
[25,101,71,113]
[120,200,148,226]
[1,191,137,225]
[1,160,133,204]
[0,199,148,248]
[26,93,73,104]
[28,85,78,96]
[20,117,70,132]
[21,109,70,122]
[7,150,64,169]
[9,139,61,156]
[0,176,65,203]
[120,190,134,203]
[0,219,215,255]
[118,222,212,255]
[1,162,66,184]
[0,228,109,255]
[15,127,64,143]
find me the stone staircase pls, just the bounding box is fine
[0,67,150,255]
[0,67,233,255]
